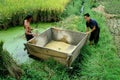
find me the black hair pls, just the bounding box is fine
[23,14,32,26]
[24,14,32,20]
[84,13,90,17]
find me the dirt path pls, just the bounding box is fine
[107,18,120,55]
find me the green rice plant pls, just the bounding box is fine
[0,0,70,29]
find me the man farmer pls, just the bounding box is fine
[84,13,100,45]
[24,14,34,41]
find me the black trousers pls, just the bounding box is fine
[25,34,34,41]
[89,28,100,44]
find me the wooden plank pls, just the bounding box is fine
[68,35,88,66]
[26,43,69,59]
[51,28,86,45]
[26,47,68,66]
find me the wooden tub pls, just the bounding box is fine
[25,28,88,67]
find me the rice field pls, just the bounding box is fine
[1,0,120,80]
[99,0,120,15]
[0,0,70,29]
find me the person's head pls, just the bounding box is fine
[84,13,90,22]
[24,14,32,22]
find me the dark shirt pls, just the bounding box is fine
[86,19,99,30]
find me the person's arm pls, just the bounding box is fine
[89,20,97,33]
[86,20,97,34]
[89,26,96,33]
[86,26,96,34]
[86,22,89,33]
[86,27,89,32]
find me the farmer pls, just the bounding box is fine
[84,13,100,45]
[24,14,34,41]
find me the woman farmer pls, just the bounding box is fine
[24,14,34,41]
[84,13,100,45]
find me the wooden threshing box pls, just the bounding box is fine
[25,28,88,67]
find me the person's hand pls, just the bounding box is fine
[31,28,34,31]
[86,31,90,35]
[33,33,38,37]
[52,27,61,31]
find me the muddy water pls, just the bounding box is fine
[0,23,53,64]
[4,38,31,64]
[107,19,120,55]
[0,27,32,64]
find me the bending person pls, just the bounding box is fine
[84,13,100,45]
[24,14,34,41]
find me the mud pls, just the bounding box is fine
[92,5,117,19]
[107,18,120,55]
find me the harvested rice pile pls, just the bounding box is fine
[44,40,76,54]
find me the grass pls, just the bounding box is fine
[57,10,120,80]
[79,1,120,80]
[0,0,120,80]
[61,0,82,18]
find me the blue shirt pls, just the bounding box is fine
[86,19,99,30]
